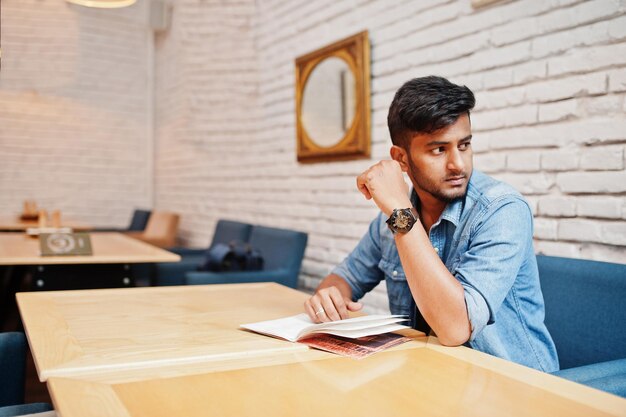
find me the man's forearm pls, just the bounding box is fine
[395,226,471,345]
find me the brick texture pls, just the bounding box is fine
[2,0,624,314]
[0,0,152,226]
[152,0,626,314]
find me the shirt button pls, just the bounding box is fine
[392,270,398,276]
[434,247,439,253]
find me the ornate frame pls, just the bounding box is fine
[295,31,371,163]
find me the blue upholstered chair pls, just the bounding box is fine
[186,225,308,289]
[153,220,253,286]
[537,255,626,398]
[0,332,53,417]
[127,209,152,231]
[94,209,151,232]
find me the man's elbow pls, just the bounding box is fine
[436,324,471,347]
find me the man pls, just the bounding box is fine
[304,76,559,372]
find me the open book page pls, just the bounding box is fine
[317,323,409,339]
[240,314,409,342]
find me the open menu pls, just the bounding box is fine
[240,314,409,343]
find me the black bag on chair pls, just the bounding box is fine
[200,241,264,272]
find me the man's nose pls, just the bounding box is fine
[447,148,465,172]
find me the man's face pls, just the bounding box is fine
[404,114,473,203]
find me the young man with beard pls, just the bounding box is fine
[304,76,559,372]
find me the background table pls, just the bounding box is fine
[0,215,91,232]
[46,338,626,417]
[0,232,180,291]
[2,233,181,330]
[0,232,179,266]
[17,283,426,383]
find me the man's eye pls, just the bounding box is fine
[432,147,445,155]
[459,142,471,150]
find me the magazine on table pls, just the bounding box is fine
[299,332,412,359]
[241,314,412,358]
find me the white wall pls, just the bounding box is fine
[0,0,153,227]
[154,0,263,243]
[1,0,624,314]
[155,0,626,313]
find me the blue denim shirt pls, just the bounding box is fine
[332,170,559,372]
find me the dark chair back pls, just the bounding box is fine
[538,255,626,369]
[247,225,308,288]
[210,220,253,247]
[0,332,26,406]
[128,209,151,231]
[0,332,54,415]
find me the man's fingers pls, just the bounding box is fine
[320,296,341,322]
[347,300,363,311]
[328,290,349,320]
[311,298,330,323]
[356,176,372,199]
[304,300,318,322]
[306,287,364,323]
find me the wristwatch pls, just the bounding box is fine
[386,207,419,234]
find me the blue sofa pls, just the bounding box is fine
[154,220,253,286]
[186,224,308,289]
[0,332,53,417]
[537,255,626,397]
[155,221,308,290]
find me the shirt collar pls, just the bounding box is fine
[410,189,464,228]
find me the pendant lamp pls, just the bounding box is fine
[66,0,137,8]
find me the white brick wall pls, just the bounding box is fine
[0,0,152,226]
[153,0,626,313]
[3,1,623,315]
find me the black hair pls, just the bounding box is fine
[387,75,476,148]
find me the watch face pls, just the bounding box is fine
[387,208,417,234]
[394,211,411,229]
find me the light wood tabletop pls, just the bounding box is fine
[0,215,91,231]
[0,232,180,265]
[17,283,427,383]
[46,338,626,417]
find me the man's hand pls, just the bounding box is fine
[356,160,411,216]
[304,286,363,323]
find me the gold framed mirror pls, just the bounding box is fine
[295,31,370,163]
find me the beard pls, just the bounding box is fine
[407,158,470,203]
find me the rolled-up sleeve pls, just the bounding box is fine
[331,213,385,301]
[454,197,534,341]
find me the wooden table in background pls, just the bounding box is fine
[0,215,91,232]
[0,232,180,290]
[1,233,181,331]
[17,282,626,417]
[0,232,179,266]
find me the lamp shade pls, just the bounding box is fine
[66,0,137,8]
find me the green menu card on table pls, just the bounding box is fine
[39,233,93,256]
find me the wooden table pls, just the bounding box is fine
[0,232,179,266]
[1,233,181,330]
[18,283,626,417]
[0,215,91,232]
[17,283,425,383]
[47,341,626,417]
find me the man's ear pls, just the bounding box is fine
[390,145,409,172]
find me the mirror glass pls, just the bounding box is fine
[300,57,356,148]
[295,31,370,162]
